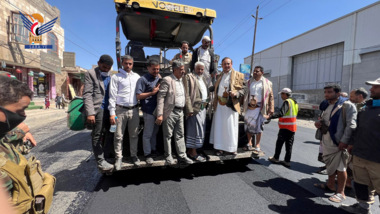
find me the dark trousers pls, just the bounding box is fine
[91,108,110,164]
[273,129,295,162]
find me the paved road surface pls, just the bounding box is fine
[28,118,379,214]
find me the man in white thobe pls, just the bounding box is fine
[190,36,215,82]
[209,57,245,155]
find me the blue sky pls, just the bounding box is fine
[44,0,379,70]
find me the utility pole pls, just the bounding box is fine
[250,6,262,77]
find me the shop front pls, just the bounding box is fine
[33,73,48,97]
[0,60,58,99]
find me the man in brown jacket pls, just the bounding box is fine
[183,61,212,162]
[155,61,193,165]
[209,57,245,155]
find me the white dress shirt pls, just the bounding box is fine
[199,48,211,74]
[108,68,140,115]
[218,70,231,97]
[196,74,208,101]
[174,76,185,108]
[250,77,263,103]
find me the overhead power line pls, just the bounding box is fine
[219,0,294,57]
[215,0,267,50]
[260,0,274,10]
[214,14,252,49]
[262,0,293,18]
[61,28,102,56]
[218,25,254,54]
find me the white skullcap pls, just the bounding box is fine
[202,36,211,42]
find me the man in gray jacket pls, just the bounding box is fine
[83,55,114,171]
[314,84,357,203]
[155,61,193,165]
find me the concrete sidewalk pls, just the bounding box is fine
[26,97,69,126]
[25,107,67,130]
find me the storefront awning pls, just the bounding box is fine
[1,59,41,71]
[2,57,61,75]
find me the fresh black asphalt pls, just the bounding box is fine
[29,118,380,213]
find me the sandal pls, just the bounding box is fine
[190,155,206,162]
[313,183,335,192]
[253,150,265,157]
[315,166,327,175]
[243,144,254,151]
[196,155,206,162]
[317,169,327,175]
[215,150,224,156]
[226,151,237,155]
[329,193,346,203]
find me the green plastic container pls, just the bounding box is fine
[67,97,86,131]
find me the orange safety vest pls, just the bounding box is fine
[278,98,298,132]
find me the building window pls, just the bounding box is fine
[47,32,58,56]
[11,12,29,44]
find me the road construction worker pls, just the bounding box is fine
[268,88,298,168]
[0,76,55,214]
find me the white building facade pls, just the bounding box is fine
[245,1,380,107]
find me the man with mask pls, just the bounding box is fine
[0,76,55,214]
[0,77,31,138]
[0,72,37,153]
[83,54,114,171]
